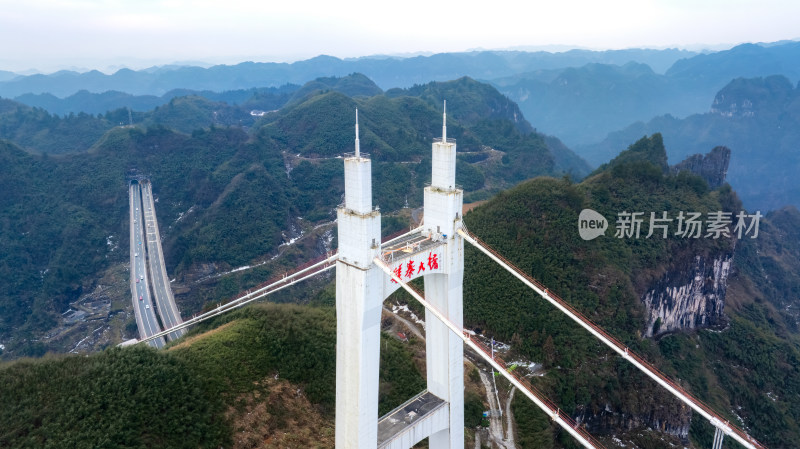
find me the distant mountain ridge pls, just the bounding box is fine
[0,48,698,100]
[666,42,800,87]
[493,41,800,146]
[14,84,300,117]
[4,42,800,154]
[0,76,390,152]
[577,75,800,211]
[492,62,687,145]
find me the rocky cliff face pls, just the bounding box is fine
[580,396,692,443]
[709,75,796,119]
[642,254,732,337]
[583,250,734,441]
[671,145,731,189]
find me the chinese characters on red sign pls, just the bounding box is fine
[390,251,440,283]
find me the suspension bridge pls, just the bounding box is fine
[138,105,764,449]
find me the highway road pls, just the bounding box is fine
[129,182,165,348]
[140,181,184,340]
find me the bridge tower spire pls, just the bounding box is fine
[355,108,361,158]
[442,100,447,142]
[336,102,464,449]
[336,109,383,448]
[421,99,464,448]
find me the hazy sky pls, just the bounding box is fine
[1,0,798,73]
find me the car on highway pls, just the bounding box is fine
[136,279,139,283]
[146,304,150,309]
[139,295,143,301]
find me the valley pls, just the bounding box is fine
[2,44,800,448]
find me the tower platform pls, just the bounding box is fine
[381,230,446,264]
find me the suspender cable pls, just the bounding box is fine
[458,228,765,449]
[140,254,337,344]
[374,257,607,449]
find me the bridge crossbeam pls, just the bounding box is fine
[380,229,448,263]
[377,390,449,449]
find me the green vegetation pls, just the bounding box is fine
[0,74,589,357]
[511,396,555,448]
[463,390,487,428]
[463,134,799,446]
[0,345,229,448]
[171,304,338,408]
[0,303,425,448]
[378,333,426,416]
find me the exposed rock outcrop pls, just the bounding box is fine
[642,254,731,337]
[671,146,731,189]
[580,396,692,443]
[710,75,796,118]
[582,250,729,441]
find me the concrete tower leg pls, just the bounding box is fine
[336,112,383,449]
[425,266,464,449]
[424,103,465,449]
[336,258,382,448]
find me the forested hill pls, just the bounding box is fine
[0,75,389,152]
[0,303,428,448]
[462,134,800,447]
[0,74,589,359]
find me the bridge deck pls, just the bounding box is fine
[377,390,448,448]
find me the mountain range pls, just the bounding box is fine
[2,45,800,448]
[0,74,588,359]
[4,42,800,215]
[577,75,800,211]
[0,48,697,98]
[3,42,800,150]
[494,42,800,146]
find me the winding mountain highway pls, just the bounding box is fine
[129,182,165,348]
[140,181,184,341]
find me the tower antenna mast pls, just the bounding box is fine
[355,109,360,158]
[442,100,446,141]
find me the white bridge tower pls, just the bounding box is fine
[336,103,465,448]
